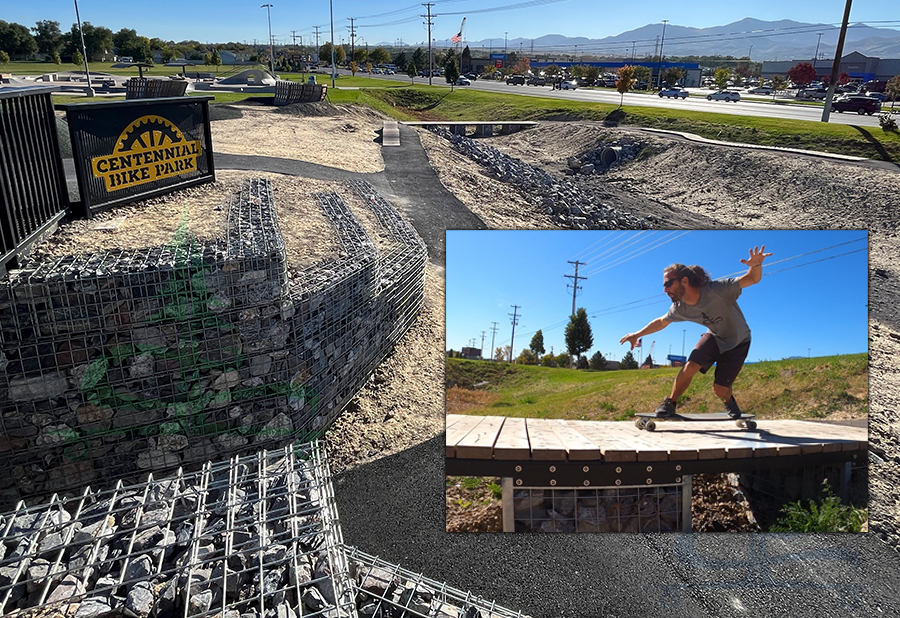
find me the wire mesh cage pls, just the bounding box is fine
[344,546,532,618]
[0,442,357,618]
[0,177,428,508]
[512,484,684,532]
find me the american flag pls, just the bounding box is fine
[636,338,643,348]
[451,31,462,44]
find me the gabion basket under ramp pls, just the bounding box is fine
[0,442,357,618]
[344,546,532,618]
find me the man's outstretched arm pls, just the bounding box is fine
[738,245,773,288]
[620,316,670,350]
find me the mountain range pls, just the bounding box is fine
[450,18,900,61]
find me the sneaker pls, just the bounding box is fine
[655,398,677,418]
[724,397,742,419]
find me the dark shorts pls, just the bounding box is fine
[688,333,750,388]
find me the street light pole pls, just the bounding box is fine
[655,19,668,89]
[73,0,94,97]
[261,4,275,76]
[329,0,336,87]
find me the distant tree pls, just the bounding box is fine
[569,64,584,78]
[517,349,538,365]
[544,64,561,77]
[565,308,594,366]
[0,50,9,66]
[161,47,175,62]
[541,355,554,367]
[632,65,651,85]
[412,47,425,71]
[641,353,654,368]
[211,48,221,72]
[513,56,530,75]
[203,51,212,66]
[349,60,358,76]
[886,75,900,109]
[663,66,685,87]
[583,65,601,85]
[506,51,518,67]
[365,62,373,74]
[32,20,63,57]
[68,23,114,61]
[838,72,851,85]
[503,345,512,363]
[51,52,61,65]
[0,21,38,58]
[370,46,390,65]
[529,330,545,360]
[734,65,751,84]
[495,347,505,363]
[589,351,607,370]
[616,65,636,107]
[787,62,816,87]
[577,356,590,369]
[444,49,460,88]
[352,47,367,65]
[394,50,408,69]
[620,350,639,370]
[73,49,83,68]
[554,352,571,368]
[319,41,333,63]
[334,45,346,65]
[714,67,731,89]
[406,60,417,84]
[771,74,788,96]
[460,45,472,73]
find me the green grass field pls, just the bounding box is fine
[446,354,868,421]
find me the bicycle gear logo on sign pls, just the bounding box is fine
[91,115,201,192]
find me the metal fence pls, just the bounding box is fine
[0,86,70,278]
[273,81,328,105]
[125,78,189,99]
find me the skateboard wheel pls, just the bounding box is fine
[747,420,757,430]
[635,418,643,429]
[645,421,656,432]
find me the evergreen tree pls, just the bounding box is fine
[589,351,607,370]
[394,50,407,69]
[529,330,545,359]
[620,350,639,370]
[412,47,425,71]
[406,61,417,84]
[73,49,83,67]
[444,49,460,87]
[565,308,593,365]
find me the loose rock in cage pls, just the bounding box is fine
[0,442,356,618]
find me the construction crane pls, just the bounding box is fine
[641,340,656,368]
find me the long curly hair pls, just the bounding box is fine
[664,263,711,287]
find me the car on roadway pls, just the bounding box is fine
[560,80,578,90]
[831,95,882,115]
[796,87,828,100]
[748,86,774,95]
[707,90,741,102]
[659,86,689,99]
[527,76,547,86]
[455,77,471,86]
[506,75,525,85]
[864,91,888,102]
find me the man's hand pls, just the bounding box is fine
[619,333,640,350]
[740,245,772,268]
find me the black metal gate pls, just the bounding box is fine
[0,86,70,277]
[59,95,215,217]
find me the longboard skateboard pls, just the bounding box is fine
[634,412,757,432]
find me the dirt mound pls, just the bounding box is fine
[273,100,342,116]
[208,104,244,121]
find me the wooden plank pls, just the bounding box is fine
[566,421,637,462]
[549,419,602,461]
[445,415,488,458]
[455,416,506,460]
[492,417,531,460]
[525,418,568,461]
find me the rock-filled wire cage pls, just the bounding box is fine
[0,177,427,509]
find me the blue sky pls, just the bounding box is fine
[8,1,896,53]
[446,230,868,364]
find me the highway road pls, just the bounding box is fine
[345,71,887,128]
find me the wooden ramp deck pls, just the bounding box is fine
[446,414,867,487]
[382,120,400,146]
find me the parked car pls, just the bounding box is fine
[506,74,525,85]
[748,86,774,95]
[864,91,888,102]
[707,90,741,102]
[464,73,478,81]
[659,86,689,99]
[797,87,828,100]
[832,95,882,115]
[560,80,577,90]
[527,76,547,86]
[455,77,471,86]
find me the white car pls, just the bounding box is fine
[659,87,689,99]
[560,80,577,90]
[707,90,741,102]
[455,77,471,86]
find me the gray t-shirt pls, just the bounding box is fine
[665,277,750,352]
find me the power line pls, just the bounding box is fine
[564,260,587,317]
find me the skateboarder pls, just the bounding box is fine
[619,246,772,419]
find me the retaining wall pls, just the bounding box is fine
[0,178,427,508]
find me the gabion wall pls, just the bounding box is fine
[0,178,427,508]
[0,442,356,618]
[513,485,684,533]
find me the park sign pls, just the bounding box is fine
[59,96,215,217]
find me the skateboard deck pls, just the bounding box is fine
[635,412,757,431]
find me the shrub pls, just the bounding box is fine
[769,481,867,532]
[879,113,898,132]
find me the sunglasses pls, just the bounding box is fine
[664,278,679,288]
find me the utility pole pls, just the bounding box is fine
[822,0,852,123]
[73,0,94,97]
[348,18,356,62]
[489,322,499,361]
[564,261,587,317]
[480,331,486,357]
[655,19,668,89]
[261,4,275,76]
[313,26,322,52]
[509,306,520,364]
[422,3,434,85]
[814,32,823,62]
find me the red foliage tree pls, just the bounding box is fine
[787,62,817,87]
[838,72,851,85]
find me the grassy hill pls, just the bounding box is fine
[446,354,867,421]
